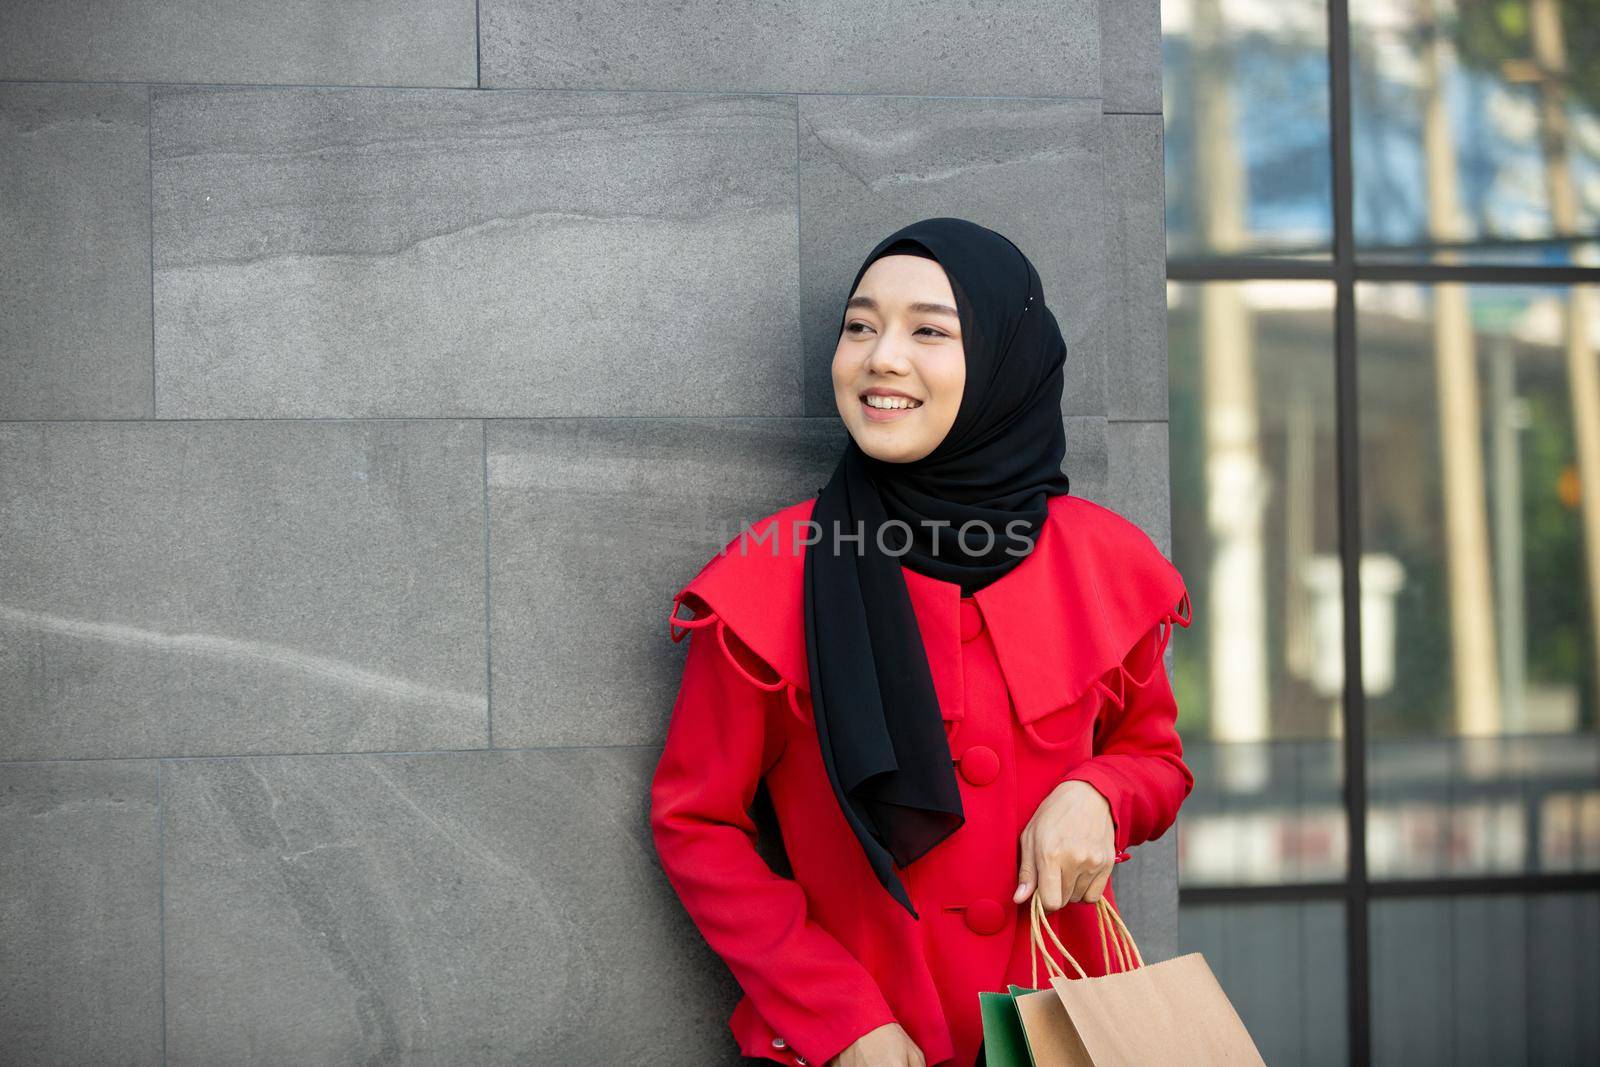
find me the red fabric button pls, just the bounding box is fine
[958,744,1000,786]
[959,598,983,642]
[964,897,1007,935]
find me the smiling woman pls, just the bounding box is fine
[650,218,1194,1067]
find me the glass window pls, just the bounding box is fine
[1169,280,1347,884]
[1180,901,1349,1066]
[1370,893,1600,1064]
[1163,0,1334,259]
[1357,282,1600,878]
[1165,4,1600,1060]
[1351,0,1600,265]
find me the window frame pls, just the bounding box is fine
[1166,3,1600,1063]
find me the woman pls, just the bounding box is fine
[649,218,1193,1067]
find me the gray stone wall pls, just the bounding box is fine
[0,3,1174,1063]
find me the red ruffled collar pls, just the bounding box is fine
[668,493,1190,727]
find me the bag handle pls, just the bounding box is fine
[1028,894,1145,988]
[1029,893,1084,985]
[1096,894,1144,969]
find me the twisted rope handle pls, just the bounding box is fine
[1030,893,1086,985]
[1096,894,1144,968]
[1028,894,1145,988]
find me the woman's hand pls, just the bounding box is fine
[827,1022,925,1067]
[1012,780,1116,910]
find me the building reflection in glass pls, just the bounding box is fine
[1359,282,1600,878]
[1164,2,1600,1060]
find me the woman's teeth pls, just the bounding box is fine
[864,395,921,410]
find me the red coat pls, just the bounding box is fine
[649,492,1193,1067]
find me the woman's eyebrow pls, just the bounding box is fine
[847,295,959,317]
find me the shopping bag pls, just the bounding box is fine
[975,896,1102,1066]
[977,985,1035,1067]
[1017,893,1267,1066]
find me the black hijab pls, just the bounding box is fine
[802,218,1073,918]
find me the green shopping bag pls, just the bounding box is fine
[977,984,1036,1066]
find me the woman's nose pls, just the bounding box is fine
[864,334,913,375]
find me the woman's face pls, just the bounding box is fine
[831,254,966,464]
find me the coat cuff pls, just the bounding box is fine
[785,1006,898,1067]
[732,992,899,1066]
[1060,762,1133,863]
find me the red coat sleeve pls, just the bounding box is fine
[1059,618,1195,858]
[648,615,898,1066]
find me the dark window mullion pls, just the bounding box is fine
[1326,1,1370,1063]
[1168,259,1600,285]
[1354,263,1600,284]
[1167,258,1337,281]
[1180,870,1600,905]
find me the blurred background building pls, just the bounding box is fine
[1161,0,1600,1062]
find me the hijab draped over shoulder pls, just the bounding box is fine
[803,217,1073,917]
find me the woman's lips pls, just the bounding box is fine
[860,395,923,422]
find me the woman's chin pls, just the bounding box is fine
[852,426,934,464]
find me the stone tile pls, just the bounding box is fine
[488,417,845,749]
[1105,417,1172,556]
[0,420,487,761]
[0,0,475,87]
[0,84,152,420]
[1062,415,1111,505]
[1100,0,1163,114]
[1115,832,1179,964]
[1104,115,1169,421]
[151,87,800,418]
[161,748,741,1064]
[797,95,1108,420]
[0,759,163,1064]
[480,0,1100,96]
[1098,415,1179,960]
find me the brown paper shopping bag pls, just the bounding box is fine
[1012,892,1267,1066]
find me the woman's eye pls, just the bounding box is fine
[844,322,946,338]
